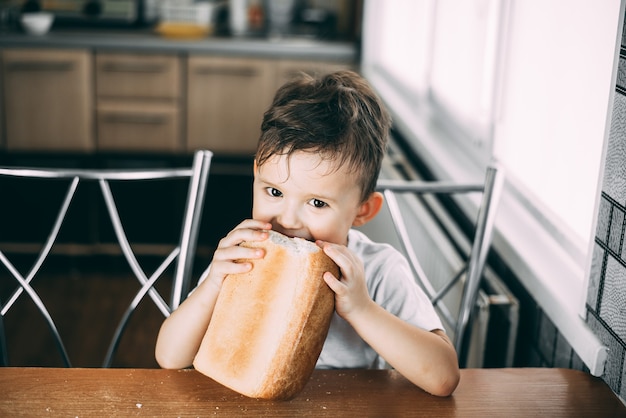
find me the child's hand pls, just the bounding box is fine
[316,240,372,321]
[205,219,272,289]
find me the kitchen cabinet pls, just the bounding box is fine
[187,56,354,155]
[95,53,182,152]
[186,56,276,154]
[0,39,356,155]
[1,48,93,151]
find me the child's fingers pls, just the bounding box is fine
[213,244,265,264]
[209,247,263,279]
[317,240,357,280]
[323,271,346,295]
[235,219,272,232]
[210,259,254,277]
[218,221,271,248]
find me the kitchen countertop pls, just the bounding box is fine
[0,29,358,62]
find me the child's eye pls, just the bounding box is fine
[309,198,328,209]
[266,187,283,197]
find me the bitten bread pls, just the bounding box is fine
[193,230,338,400]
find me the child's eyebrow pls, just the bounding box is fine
[256,176,283,188]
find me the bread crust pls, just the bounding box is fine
[193,231,338,400]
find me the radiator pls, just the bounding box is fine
[358,144,519,367]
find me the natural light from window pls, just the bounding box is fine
[362,0,620,255]
[493,0,617,246]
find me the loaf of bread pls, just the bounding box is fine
[193,230,338,400]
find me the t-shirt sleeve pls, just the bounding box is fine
[368,248,444,333]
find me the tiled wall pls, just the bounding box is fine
[584,11,626,401]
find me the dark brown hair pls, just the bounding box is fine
[256,70,391,202]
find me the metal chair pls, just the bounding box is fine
[0,150,212,367]
[376,163,504,367]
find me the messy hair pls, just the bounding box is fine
[255,70,391,202]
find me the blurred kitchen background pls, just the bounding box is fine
[0,0,361,39]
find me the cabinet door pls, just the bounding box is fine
[96,53,181,101]
[97,102,180,152]
[95,52,182,151]
[275,59,354,90]
[187,56,276,154]
[2,49,93,151]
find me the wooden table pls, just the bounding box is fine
[0,367,624,417]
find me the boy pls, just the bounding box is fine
[155,71,460,397]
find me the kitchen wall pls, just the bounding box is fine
[584,7,626,402]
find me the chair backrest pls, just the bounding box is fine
[376,163,504,367]
[0,150,212,367]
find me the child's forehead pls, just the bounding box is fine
[258,151,351,180]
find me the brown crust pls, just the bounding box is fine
[193,232,338,400]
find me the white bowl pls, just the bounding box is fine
[21,12,54,36]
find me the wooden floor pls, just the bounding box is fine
[0,255,199,368]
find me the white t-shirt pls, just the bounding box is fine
[316,229,443,369]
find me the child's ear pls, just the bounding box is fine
[352,192,384,227]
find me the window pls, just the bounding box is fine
[493,0,617,246]
[365,0,434,98]
[361,0,621,374]
[362,0,619,268]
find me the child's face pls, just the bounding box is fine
[253,151,365,246]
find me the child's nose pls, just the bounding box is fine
[276,206,302,230]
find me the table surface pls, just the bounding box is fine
[1,367,625,417]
